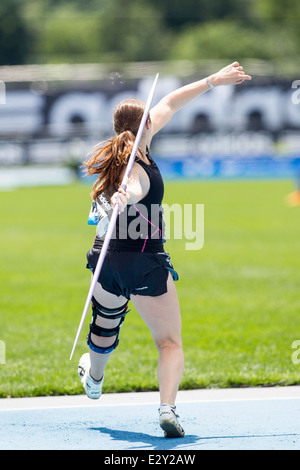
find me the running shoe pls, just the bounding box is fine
[159,404,185,438]
[78,353,103,399]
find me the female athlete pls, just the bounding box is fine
[78,61,251,438]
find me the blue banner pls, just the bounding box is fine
[156,156,300,180]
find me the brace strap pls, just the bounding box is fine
[91,296,129,319]
[87,297,129,354]
[89,317,125,338]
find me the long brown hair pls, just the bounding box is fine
[83,98,146,200]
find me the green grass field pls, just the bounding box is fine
[1,179,300,398]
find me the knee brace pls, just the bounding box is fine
[87,296,129,354]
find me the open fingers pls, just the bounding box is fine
[227,61,239,68]
[237,71,252,81]
[232,65,252,82]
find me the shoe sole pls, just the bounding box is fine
[78,353,102,400]
[160,419,185,438]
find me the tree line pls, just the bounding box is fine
[1,0,299,66]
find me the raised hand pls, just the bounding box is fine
[210,61,252,86]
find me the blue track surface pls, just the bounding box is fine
[0,388,299,451]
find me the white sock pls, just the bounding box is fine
[160,403,176,409]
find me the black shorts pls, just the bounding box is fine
[86,249,178,299]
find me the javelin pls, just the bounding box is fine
[70,73,159,360]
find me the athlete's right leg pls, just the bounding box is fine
[79,276,128,398]
[88,278,128,381]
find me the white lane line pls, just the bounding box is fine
[0,386,299,412]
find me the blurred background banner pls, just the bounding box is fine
[0,0,300,186]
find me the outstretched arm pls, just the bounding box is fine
[150,61,252,136]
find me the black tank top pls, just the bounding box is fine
[93,152,165,252]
